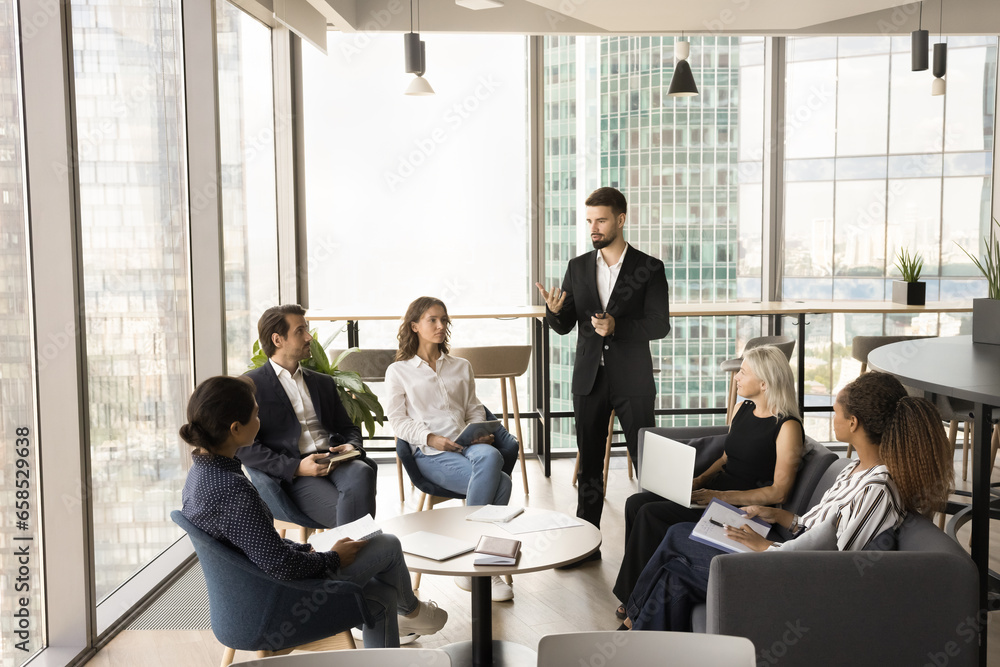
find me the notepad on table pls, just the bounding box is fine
[689,498,770,554]
[308,514,382,552]
[465,505,525,523]
[474,535,521,565]
[399,531,476,561]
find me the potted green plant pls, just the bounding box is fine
[248,333,385,437]
[958,216,1000,345]
[891,247,925,306]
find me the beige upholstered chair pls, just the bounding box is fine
[331,349,401,498]
[450,345,533,495]
[720,335,795,424]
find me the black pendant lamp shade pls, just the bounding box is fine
[911,1,928,71]
[931,42,947,96]
[932,42,947,78]
[668,59,699,97]
[911,29,928,71]
[404,31,425,75]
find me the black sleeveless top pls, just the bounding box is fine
[722,400,802,488]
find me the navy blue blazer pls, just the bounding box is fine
[545,245,670,397]
[239,362,369,483]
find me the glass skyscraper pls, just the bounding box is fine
[542,36,764,447]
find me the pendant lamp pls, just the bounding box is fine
[404,0,434,96]
[667,37,698,98]
[931,1,946,96]
[911,1,928,71]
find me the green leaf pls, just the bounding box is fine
[247,342,268,371]
[308,334,332,374]
[332,370,365,394]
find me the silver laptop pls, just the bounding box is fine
[639,433,703,508]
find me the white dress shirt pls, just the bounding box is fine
[596,243,627,365]
[596,242,628,311]
[269,359,331,456]
[384,352,486,457]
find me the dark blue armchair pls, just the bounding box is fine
[171,510,378,665]
[244,466,326,540]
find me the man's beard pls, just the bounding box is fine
[592,233,616,250]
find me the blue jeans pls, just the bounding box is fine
[414,444,513,506]
[626,522,724,632]
[484,409,520,476]
[333,533,419,648]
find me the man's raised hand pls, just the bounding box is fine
[535,282,567,314]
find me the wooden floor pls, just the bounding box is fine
[84,452,1000,666]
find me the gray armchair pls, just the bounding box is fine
[705,510,978,666]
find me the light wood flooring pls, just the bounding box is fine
[84,452,1000,666]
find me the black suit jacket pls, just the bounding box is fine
[240,362,366,482]
[546,245,670,397]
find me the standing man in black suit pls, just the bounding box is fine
[241,304,378,527]
[536,187,670,537]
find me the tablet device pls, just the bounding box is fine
[455,420,502,447]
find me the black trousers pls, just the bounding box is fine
[612,472,751,604]
[573,365,655,528]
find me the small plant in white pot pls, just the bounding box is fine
[891,247,925,306]
[958,216,1000,345]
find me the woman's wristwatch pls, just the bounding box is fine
[789,514,804,535]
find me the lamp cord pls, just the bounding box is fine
[938,0,943,41]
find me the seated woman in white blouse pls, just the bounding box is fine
[385,296,517,601]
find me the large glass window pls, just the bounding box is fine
[782,36,997,436]
[1,0,44,662]
[217,2,279,374]
[70,0,192,599]
[302,34,531,443]
[542,36,767,446]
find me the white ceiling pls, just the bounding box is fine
[520,0,906,33]
[312,0,999,35]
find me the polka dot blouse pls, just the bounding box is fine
[181,453,340,579]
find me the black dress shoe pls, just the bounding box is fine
[556,549,602,570]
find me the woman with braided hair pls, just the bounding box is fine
[623,371,953,632]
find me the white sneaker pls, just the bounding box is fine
[455,575,514,601]
[398,600,448,637]
[491,575,514,602]
[351,627,420,645]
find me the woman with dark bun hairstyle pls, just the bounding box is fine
[179,375,448,647]
[623,371,953,632]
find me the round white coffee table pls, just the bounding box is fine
[379,506,602,667]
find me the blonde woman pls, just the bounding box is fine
[612,345,803,618]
